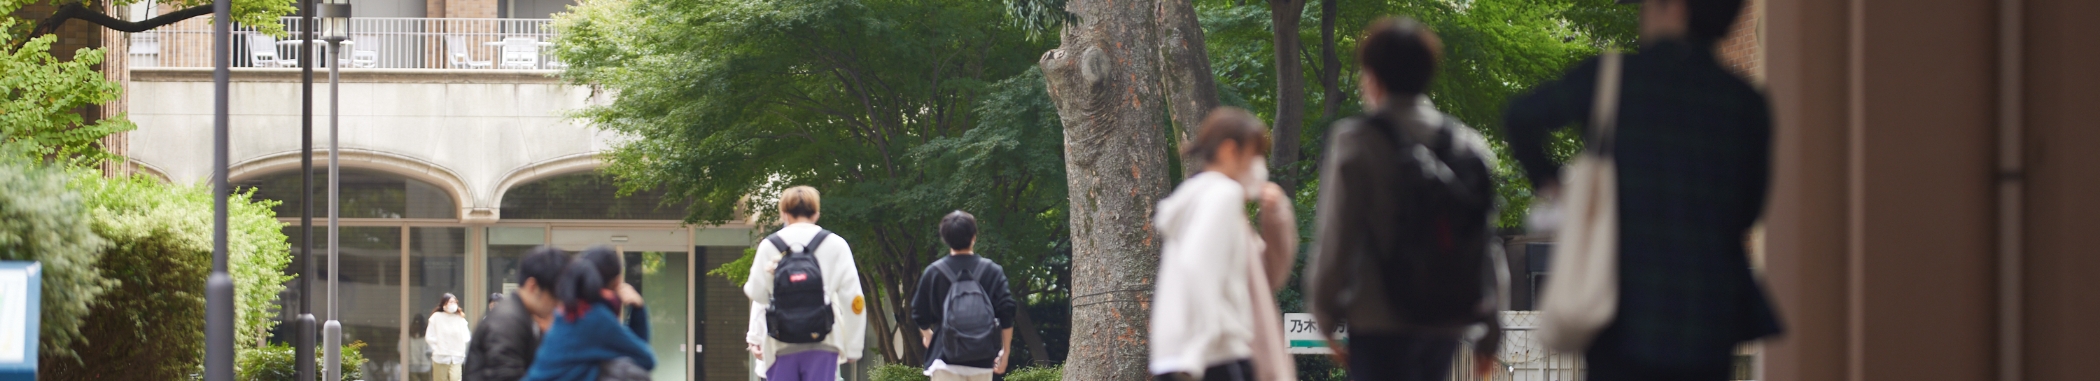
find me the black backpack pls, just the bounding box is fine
[765,230,836,343]
[1365,113,1497,327]
[934,257,1002,363]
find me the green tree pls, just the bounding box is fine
[0,164,112,360]
[553,0,1067,365]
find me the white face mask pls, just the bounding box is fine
[1242,156,1268,201]
[446,304,460,313]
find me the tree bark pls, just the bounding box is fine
[1268,0,1309,193]
[1157,0,1221,176]
[29,3,213,40]
[1318,0,1343,122]
[1041,0,1173,377]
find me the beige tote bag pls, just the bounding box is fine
[1539,51,1622,352]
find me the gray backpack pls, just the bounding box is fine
[935,259,1000,362]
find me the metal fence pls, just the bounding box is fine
[1450,312,1585,381]
[130,17,558,70]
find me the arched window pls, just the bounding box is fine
[236,168,457,219]
[499,172,688,220]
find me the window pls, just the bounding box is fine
[237,168,456,219]
[500,172,689,220]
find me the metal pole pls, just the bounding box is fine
[205,0,236,378]
[324,37,344,381]
[297,0,318,379]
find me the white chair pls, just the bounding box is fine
[497,37,541,70]
[444,35,492,69]
[349,34,380,68]
[246,34,293,67]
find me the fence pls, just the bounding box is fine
[131,17,558,70]
[1448,312,1584,381]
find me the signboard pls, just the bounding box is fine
[0,262,40,381]
[1283,313,1345,355]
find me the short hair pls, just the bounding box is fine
[1182,107,1272,164]
[939,210,978,251]
[516,246,569,291]
[1358,16,1442,97]
[779,186,821,218]
[1682,0,1746,44]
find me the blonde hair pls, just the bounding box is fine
[779,186,821,218]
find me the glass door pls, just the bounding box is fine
[551,228,692,381]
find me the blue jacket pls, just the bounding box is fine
[523,303,654,381]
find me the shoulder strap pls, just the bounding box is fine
[803,230,833,255]
[766,234,792,255]
[1588,51,1624,156]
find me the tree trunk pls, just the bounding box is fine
[1157,0,1221,176]
[1009,295,1053,366]
[1041,0,1173,377]
[1318,0,1343,122]
[1268,0,1309,193]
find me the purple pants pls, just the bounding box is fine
[766,350,839,381]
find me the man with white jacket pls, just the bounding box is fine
[745,186,867,381]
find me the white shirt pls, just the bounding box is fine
[425,312,472,364]
[1148,172,1260,378]
[744,223,868,373]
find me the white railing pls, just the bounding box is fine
[131,17,560,70]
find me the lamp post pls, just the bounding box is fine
[206,0,234,378]
[295,0,318,379]
[316,1,350,380]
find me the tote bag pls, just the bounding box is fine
[1538,51,1622,352]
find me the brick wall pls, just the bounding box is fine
[1716,0,1764,84]
[446,0,497,19]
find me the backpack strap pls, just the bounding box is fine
[767,230,834,257]
[766,234,792,255]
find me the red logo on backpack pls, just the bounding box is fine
[789,273,808,282]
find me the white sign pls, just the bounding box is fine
[1283,313,1346,355]
[0,269,26,363]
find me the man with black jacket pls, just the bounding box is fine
[463,246,567,381]
[911,211,1018,381]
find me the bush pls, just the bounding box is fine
[0,164,112,359]
[234,341,369,381]
[39,173,293,379]
[1004,365,1063,381]
[869,364,930,381]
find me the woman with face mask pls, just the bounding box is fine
[427,293,473,381]
[1149,107,1300,381]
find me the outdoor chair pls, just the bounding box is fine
[445,35,492,69]
[498,37,542,70]
[349,34,381,68]
[246,34,293,68]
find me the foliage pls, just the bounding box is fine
[0,163,112,360]
[554,0,1069,364]
[868,364,930,381]
[233,341,369,381]
[0,21,133,167]
[1198,0,1636,227]
[1005,365,1065,381]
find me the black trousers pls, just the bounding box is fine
[1153,359,1254,381]
[1347,333,1459,381]
[1585,349,1734,381]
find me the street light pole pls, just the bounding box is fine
[206,0,235,378]
[318,2,350,379]
[296,0,318,378]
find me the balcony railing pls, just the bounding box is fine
[131,17,560,70]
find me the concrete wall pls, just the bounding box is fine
[125,67,617,221]
[1762,0,2100,379]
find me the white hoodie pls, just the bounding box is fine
[1150,171,1260,378]
[744,223,868,373]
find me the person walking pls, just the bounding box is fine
[1150,108,1299,381]
[745,186,868,381]
[465,246,569,381]
[1504,0,1782,379]
[524,247,655,381]
[910,211,1018,381]
[487,293,505,314]
[427,293,473,381]
[1305,17,1506,381]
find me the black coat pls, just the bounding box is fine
[463,292,540,381]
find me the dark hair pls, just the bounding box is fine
[939,210,978,251]
[1182,107,1272,165]
[1682,0,1746,44]
[488,293,504,304]
[556,246,624,321]
[1358,16,1442,97]
[516,246,569,291]
[432,293,461,316]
